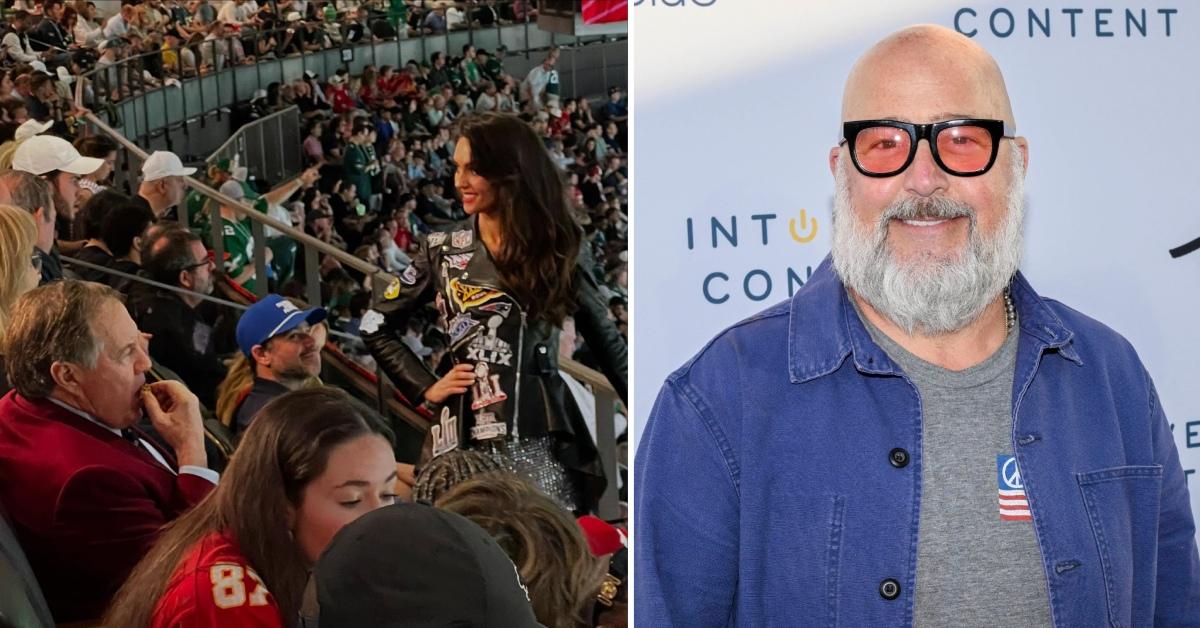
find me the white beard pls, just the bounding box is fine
[830,150,1025,336]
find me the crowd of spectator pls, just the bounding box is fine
[0,1,627,626]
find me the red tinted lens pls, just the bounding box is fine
[935,125,995,173]
[853,126,911,174]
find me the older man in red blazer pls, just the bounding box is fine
[0,281,217,623]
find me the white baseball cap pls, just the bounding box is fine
[13,119,51,142]
[142,150,197,181]
[13,135,104,176]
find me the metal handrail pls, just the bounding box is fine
[59,255,364,343]
[83,111,391,290]
[560,356,622,518]
[206,104,299,169]
[61,253,434,437]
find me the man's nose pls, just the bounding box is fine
[902,139,949,198]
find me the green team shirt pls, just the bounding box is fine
[221,216,256,291]
[184,189,212,236]
[343,144,371,203]
[185,180,260,235]
[483,58,503,81]
[448,66,465,90]
[464,59,481,85]
[388,0,407,29]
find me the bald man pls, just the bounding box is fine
[635,25,1200,627]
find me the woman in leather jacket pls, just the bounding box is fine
[360,113,626,512]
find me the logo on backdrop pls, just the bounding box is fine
[685,209,823,305]
[633,0,717,7]
[1169,236,1200,260]
[953,7,1178,39]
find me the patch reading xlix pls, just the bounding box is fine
[466,316,512,366]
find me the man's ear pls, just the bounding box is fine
[178,268,194,290]
[828,145,840,179]
[49,360,85,397]
[250,343,271,368]
[1014,136,1030,172]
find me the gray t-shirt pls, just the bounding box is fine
[860,310,1053,627]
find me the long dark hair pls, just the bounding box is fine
[103,388,395,628]
[457,113,580,325]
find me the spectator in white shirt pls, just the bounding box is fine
[216,0,257,25]
[72,1,104,48]
[103,4,136,39]
[2,11,42,66]
[446,3,467,30]
[474,81,499,112]
[521,53,557,112]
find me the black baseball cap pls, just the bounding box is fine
[302,503,545,628]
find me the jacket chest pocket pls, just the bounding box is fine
[1076,465,1163,628]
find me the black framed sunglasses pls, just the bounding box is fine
[840,118,1016,178]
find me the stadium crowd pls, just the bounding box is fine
[0,1,628,626]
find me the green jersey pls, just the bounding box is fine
[387,0,408,30]
[464,59,481,85]
[343,144,371,203]
[221,216,256,291]
[483,58,503,82]
[183,189,212,237]
[185,180,262,240]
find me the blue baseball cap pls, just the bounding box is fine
[236,294,327,358]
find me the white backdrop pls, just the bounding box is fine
[632,0,1200,545]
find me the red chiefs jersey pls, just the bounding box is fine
[152,532,284,628]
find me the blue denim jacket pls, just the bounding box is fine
[635,258,1200,627]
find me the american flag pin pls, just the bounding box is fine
[997,454,1032,521]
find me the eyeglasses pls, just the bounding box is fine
[30,251,41,272]
[181,254,215,271]
[840,119,1015,178]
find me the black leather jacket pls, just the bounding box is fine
[361,219,627,498]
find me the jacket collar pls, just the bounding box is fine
[787,256,1081,384]
[10,392,124,445]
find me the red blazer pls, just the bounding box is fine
[0,391,215,623]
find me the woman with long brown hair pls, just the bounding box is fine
[0,203,40,394]
[361,112,626,512]
[103,388,398,627]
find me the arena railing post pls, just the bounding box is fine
[304,244,321,311]
[594,388,620,520]
[251,218,269,299]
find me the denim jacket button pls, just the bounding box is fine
[879,578,901,600]
[889,448,909,468]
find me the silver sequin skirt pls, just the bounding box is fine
[475,435,580,511]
